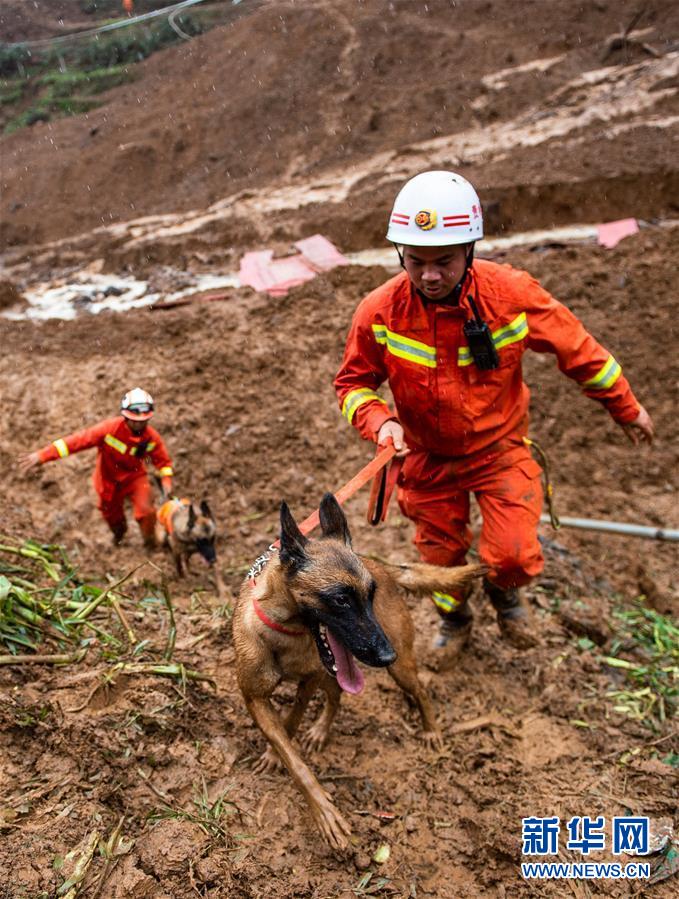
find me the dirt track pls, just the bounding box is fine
[0,2,677,897]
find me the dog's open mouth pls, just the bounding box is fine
[316,623,365,695]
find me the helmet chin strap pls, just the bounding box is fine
[395,242,475,305]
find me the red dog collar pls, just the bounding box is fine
[251,594,305,637]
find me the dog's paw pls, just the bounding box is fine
[252,746,283,775]
[313,798,352,852]
[420,728,444,752]
[302,722,330,753]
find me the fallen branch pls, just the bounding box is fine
[108,594,136,645]
[0,649,88,666]
[151,290,231,311]
[108,661,216,688]
[72,563,146,620]
[449,713,518,737]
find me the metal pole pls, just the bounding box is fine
[540,514,679,542]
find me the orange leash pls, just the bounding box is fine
[271,442,398,547]
[366,443,404,525]
[248,443,399,588]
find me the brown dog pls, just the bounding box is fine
[156,497,225,597]
[232,493,484,851]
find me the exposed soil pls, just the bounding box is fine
[0,1,677,897]
[0,230,677,897]
[2,0,679,252]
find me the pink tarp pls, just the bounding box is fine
[238,235,349,296]
[294,235,350,272]
[597,218,639,249]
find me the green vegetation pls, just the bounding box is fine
[0,7,208,133]
[38,66,134,96]
[146,776,249,852]
[0,538,139,655]
[1,65,136,134]
[603,600,678,730]
[0,83,23,105]
[2,65,138,133]
[0,13,204,79]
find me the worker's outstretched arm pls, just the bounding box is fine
[520,273,654,444]
[18,419,114,474]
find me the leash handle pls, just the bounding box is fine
[367,440,404,526]
[269,443,398,549]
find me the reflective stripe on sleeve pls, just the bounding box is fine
[582,355,622,390]
[372,324,437,368]
[458,311,528,365]
[341,388,387,424]
[157,466,173,477]
[53,438,69,458]
[432,591,462,613]
[104,434,127,454]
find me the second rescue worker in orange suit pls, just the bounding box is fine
[19,388,173,548]
[334,171,654,669]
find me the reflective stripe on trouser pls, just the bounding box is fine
[98,476,155,532]
[398,446,544,590]
[432,591,464,613]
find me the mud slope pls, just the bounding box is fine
[2,0,679,249]
[0,227,676,897]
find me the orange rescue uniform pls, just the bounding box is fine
[37,416,173,538]
[334,261,640,591]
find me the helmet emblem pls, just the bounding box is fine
[414,208,437,231]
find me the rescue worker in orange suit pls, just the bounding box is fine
[19,388,174,549]
[334,171,654,668]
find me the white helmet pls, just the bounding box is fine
[386,170,483,247]
[121,387,154,421]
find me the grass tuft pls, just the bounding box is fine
[603,599,678,729]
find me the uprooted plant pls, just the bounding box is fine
[0,538,213,690]
[603,599,678,730]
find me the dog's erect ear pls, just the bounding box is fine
[279,502,309,571]
[319,493,352,546]
[200,500,214,521]
[187,504,196,530]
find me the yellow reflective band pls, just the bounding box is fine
[493,312,528,350]
[432,591,462,612]
[157,467,173,477]
[582,355,622,390]
[372,324,437,368]
[53,438,69,458]
[458,311,529,365]
[104,434,127,454]
[342,388,387,424]
[129,441,155,457]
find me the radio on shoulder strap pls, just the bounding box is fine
[463,294,499,370]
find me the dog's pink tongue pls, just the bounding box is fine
[326,629,365,694]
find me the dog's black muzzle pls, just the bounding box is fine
[313,607,396,669]
[195,538,216,565]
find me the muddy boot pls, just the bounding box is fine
[110,520,127,546]
[483,577,538,650]
[427,589,473,672]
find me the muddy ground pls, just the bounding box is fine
[0,1,678,897]
[0,229,677,898]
